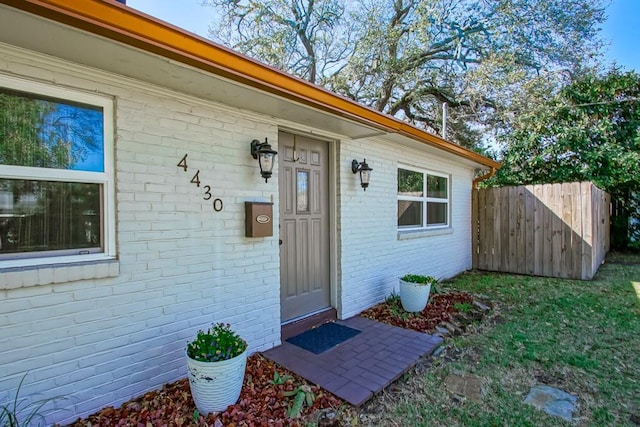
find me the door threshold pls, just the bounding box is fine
[281,308,337,341]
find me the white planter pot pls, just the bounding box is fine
[186,349,247,415]
[399,279,432,312]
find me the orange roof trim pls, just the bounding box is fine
[1,0,500,169]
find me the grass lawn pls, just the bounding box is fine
[367,251,640,426]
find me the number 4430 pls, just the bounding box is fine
[177,153,223,211]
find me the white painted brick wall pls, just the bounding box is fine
[338,138,476,319]
[0,49,281,425]
[0,44,482,425]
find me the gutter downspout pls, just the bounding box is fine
[472,168,497,189]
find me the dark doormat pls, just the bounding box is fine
[286,322,361,354]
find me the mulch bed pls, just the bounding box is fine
[360,292,477,334]
[64,291,488,426]
[65,355,341,427]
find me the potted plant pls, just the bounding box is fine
[186,323,248,415]
[399,274,438,312]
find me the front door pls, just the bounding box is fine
[279,131,330,322]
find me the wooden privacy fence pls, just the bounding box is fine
[472,182,610,280]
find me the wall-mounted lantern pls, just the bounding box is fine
[351,158,372,191]
[250,138,278,183]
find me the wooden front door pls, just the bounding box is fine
[279,131,330,322]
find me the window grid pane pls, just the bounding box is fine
[398,168,424,196]
[0,88,104,172]
[0,179,102,256]
[398,200,423,228]
[426,174,447,198]
[426,201,448,226]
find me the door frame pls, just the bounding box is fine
[277,128,340,323]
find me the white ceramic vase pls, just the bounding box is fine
[399,279,432,312]
[186,349,247,415]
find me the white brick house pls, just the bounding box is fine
[0,1,500,424]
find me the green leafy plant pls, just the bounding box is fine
[386,292,420,318]
[186,323,248,362]
[385,291,400,305]
[393,307,411,319]
[1,374,60,427]
[400,274,438,286]
[269,371,292,385]
[390,303,411,319]
[284,385,315,418]
[453,302,473,313]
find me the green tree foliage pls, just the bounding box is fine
[0,90,100,169]
[0,90,103,253]
[204,0,606,148]
[489,69,640,243]
[0,91,67,168]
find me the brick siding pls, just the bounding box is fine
[0,45,477,425]
[0,47,281,424]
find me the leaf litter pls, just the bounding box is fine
[63,291,489,426]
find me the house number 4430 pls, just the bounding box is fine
[177,153,223,212]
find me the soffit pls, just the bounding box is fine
[0,4,384,140]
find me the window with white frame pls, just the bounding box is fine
[0,75,114,264]
[397,166,449,229]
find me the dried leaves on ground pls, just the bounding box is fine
[360,291,486,335]
[65,355,342,427]
[65,291,489,427]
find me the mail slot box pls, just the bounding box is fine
[245,201,274,237]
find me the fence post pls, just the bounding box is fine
[472,188,478,269]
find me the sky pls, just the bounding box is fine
[127,0,639,71]
[599,0,640,71]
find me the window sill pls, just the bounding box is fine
[0,256,119,290]
[398,227,454,240]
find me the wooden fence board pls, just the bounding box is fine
[561,182,573,278]
[486,187,496,269]
[525,185,535,275]
[508,186,518,273]
[492,188,501,271]
[500,187,510,272]
[582,182,593,279]
[550,184,560,277]
[516,186,526,274]
[542,183,552,277]
[591,185,610,275]
[533,185,544,276]
[478,187,487,268]
[593,186,601,275]
[571,182,583,278]
[602,191,609,257]
[472,181,609,280]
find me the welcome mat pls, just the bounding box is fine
[286,322,361,354]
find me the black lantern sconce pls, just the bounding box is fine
[250,138,278,183]
[351,158,372,191]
